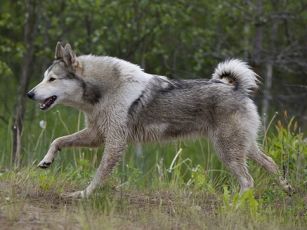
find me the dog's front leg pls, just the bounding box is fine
[64,130,127,198]
[38,128,100,168]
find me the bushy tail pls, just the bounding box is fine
[212,59,259,95]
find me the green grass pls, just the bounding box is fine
[0,109,306,229]
[0,163,306,229]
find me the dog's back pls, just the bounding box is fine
[128,60,260,144]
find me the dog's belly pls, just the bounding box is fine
[129,121,206,143]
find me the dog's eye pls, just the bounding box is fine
[49,77,56,82]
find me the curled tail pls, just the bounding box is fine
[212,59,259,95]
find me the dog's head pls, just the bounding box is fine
[27,42,85,111]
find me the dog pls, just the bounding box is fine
[27,42,292,198]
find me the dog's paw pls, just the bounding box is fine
[37,160,52,169]
[61,190,86,199]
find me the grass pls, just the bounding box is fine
[0,165,306,229]
[0,109,306,229]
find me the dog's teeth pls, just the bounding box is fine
[40,103,46,109]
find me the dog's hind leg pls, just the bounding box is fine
[38,128,101,168]
[225,158,254,195]
[213,136,254,194]
[247,143,293,194]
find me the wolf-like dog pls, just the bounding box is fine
[27,42,292,198]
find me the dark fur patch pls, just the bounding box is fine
[65,72,76,79]
[128,90,146,117]
[219,71,239,90]
[81,81,102,104]
[112,65,121,78]
[219,71,232,78]
[65,71,102,104]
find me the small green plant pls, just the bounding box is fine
[265,114,307,186]
[188,164,215,193]
[221,186,260,218]
[38,173,56,191]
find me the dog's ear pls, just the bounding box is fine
[63,43,79,69]
[54,41,64,59]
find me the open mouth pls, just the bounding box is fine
[40,95,57,110]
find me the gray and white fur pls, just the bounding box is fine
[27,42,293,198]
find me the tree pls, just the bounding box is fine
[12,0,38,167]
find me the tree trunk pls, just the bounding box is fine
[243,21,250,60]
[261,14,278,128]
[262,62,273,127]
[252,0,263,66]
[12,0,37,167]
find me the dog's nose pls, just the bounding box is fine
[26,91,35,99]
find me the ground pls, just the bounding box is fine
[0,167,306,230]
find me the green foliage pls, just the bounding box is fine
[222,187,260,218]
[190,165,212,191]
[265,114,307,185]
[38,173,57,191]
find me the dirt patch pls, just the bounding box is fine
[0,180,218,229]
[0,215,12,230]
[0,199,81,230]
[0,181,79,230]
